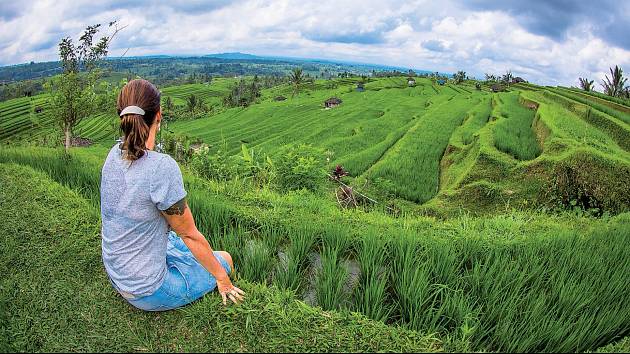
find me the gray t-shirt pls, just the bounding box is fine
[100,144,187,296]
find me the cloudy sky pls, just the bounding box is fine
[1,0,629,87]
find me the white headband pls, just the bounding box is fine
[119,105,145,117]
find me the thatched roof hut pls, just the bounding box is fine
[274,95,287,101]
[491,83,505,92]
[407,77,416,86]
[356,82,365,92]
[512,77,526,84]
[324,97,343,108]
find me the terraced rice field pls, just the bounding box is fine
[1,75,630,353]
[161,77,238,107]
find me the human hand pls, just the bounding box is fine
[216,276,245,305]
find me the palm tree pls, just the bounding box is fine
[454,71,466,84]
[289,67,304,97]
[578,77,594,92]
[502,70,513,86]
[601,66,627,97]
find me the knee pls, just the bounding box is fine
[216,251,234,272]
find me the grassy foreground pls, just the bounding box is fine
[0,162,440,352]
[2,146,630,352]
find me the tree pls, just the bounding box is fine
[578,77,594,92]
[601,66,627,97]
[163,96,174,118]
[47,22,123,152]
[289,67,304,97]
[186,94,198,114]
[484,73,497,82]
[501,70,513,86]
[454,71,466,84]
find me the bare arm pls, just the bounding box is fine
[161,197,244,305]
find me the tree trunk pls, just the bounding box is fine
[64,127,71,153]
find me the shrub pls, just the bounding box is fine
[275,144,326,192]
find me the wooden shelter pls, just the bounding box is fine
[324,97,343,108]
[491,83,505,92]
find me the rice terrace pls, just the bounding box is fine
[0,1,629,353]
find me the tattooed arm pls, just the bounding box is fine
[161,197,244,304]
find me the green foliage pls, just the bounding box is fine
[550,87,630,125]
[0,163,440,352]
[223,78,261,108]
[275,144,326,192]
[493,92,541,160]
[601,66,628,98]
[2,149,630,352]
[240,239,275,284]
[453,71,466,84]
[354,230,391,322]
[579,77,594,91]
[289,67,304,97]
[48,22,120,151]
[315,247,349,311]
[365,94,479,202]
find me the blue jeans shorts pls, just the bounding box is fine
[116,231,231,312]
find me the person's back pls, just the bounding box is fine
[101,144,184,296]
[100,79,244,311]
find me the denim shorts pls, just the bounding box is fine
[115,231,231,312]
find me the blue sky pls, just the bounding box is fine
[0,0,629,87]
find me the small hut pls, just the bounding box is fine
[491,83,505,92]
[437,79,446,85]
[274,95,287,101]
[512,77,526,84]
[407,77,416,87]
[34,106,43,113]
[324,97,343,109]
[356,82,365,92]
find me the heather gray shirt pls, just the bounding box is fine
[100,144,187,296]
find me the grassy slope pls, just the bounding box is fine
[172,77,438,176]
[0,162,440,352]
[2,147,629,352]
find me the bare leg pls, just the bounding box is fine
[215,251,234,273]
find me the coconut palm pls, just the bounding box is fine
[289,67,304,97]
[454,71,466,84]
[601,66,627,97]
[502,70,513,86]
[578,77,594,92]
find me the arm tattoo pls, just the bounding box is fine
[163,197,187,216]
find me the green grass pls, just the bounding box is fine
[0,162,441,352]
[362,93,481,202]
[552,87,630,124]
[161,78,237,108]
[492,92,541,160]
[1,147,630,352]
[353,230,391,322]
[2,75,630,352]
[172,77,439,176]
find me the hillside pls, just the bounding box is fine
[1,75,630,352]
[167,76,630,215]
[2,76,629,214]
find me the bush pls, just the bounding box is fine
[189,145,241,181]
[275,144,326,192]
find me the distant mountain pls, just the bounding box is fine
[203,52,263,60]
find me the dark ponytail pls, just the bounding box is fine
[117,79,161,161]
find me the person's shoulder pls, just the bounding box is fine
[146,150,180,171]
[105,143,123,162]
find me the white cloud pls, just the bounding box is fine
[0,0,628,87]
